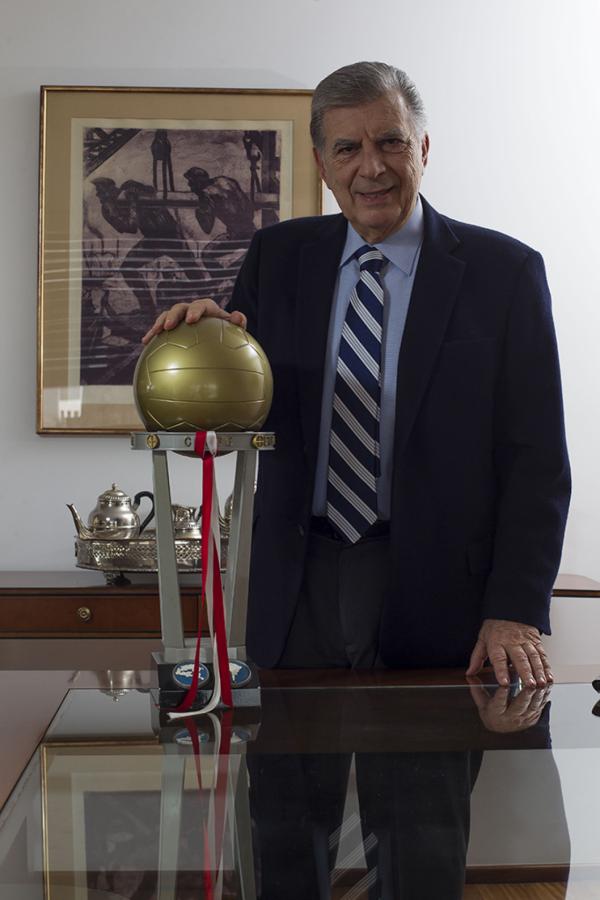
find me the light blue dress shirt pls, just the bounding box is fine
[312,196,424,519]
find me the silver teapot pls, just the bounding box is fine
[171,504,202,540]
[170,496,233,540]
[68,484,155,540]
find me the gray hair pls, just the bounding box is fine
[310,61,427,150]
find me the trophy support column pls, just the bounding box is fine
[131,432,274,710]
[224,446,257,654]
[152,449,184,654]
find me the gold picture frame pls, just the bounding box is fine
[37,86,321,434]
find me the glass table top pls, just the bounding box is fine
[2,679,600,899]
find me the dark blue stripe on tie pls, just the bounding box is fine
[356,277,383,315]
[335,376,379,429]
[331,412,377,471]
[327,481,376,530]
[343,304,381,367]
[329,448,376,506]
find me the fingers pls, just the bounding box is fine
[466,638,487,677]
[141,298,247,345]
[488,645,511,687]
[183,298,229,324]
[141,303,192,345]
[502,643,549,688]
[524,640,551,687]
[507,641,551,689]
[505,645,536,688]
[229,310,248,329]
[466,628,511,686]
[164,301,198,327]
[536,640,554,684]
[141,310,168,344]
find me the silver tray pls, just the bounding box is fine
[74,529,228,583]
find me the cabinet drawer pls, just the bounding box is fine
[0,591,206,637]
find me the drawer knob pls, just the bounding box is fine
[77,606,93,622]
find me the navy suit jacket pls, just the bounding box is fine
[232,196,571,669]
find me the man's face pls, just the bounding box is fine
[313,92,429,243]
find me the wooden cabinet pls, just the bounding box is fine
[0,572,206,637]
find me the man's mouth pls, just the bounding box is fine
[355,187,392,203]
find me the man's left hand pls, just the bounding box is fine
[466,618,553,688]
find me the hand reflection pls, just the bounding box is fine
[467,679,551,733]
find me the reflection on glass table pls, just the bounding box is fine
[2,680,600,899]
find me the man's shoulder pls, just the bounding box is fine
[437,209,540,265]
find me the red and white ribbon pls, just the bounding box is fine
[168,430,232,719]
[185,712,233,900]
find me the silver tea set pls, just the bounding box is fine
[68,484,231,582]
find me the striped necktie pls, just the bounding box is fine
[327,245,386,543]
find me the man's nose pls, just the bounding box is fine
[358,144,386,179]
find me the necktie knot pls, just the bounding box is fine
[356,245,385,275]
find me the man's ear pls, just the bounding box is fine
[313,146,329,186]
[421,133,430,169]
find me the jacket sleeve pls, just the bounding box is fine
[483,250,571,633]
[230,231,261,336]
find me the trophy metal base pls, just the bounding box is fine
[151,650,260,711]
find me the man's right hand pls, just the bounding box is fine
[142,298,248,344]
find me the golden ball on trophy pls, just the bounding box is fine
[134,318,273,432]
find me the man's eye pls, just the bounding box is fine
[382,138,408,152]
[335,145,356,156]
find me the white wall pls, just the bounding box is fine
[1,0,598,574]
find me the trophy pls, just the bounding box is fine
[132,317,274,715]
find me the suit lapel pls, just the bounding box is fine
[294,215,347,468]
[291,201,465,473]
[393,197,466,459]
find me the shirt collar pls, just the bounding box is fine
[339,194,424,276]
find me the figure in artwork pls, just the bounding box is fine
[79,127,282,385]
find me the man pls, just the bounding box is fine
[143,62,570,688]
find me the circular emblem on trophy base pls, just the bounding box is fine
[229,659,252,688]
[174,728,211,746]
[172,661,210,690]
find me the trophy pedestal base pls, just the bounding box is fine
[151,650,260,711]
[150,694,261,742]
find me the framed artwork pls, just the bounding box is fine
[37,86,321,433]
